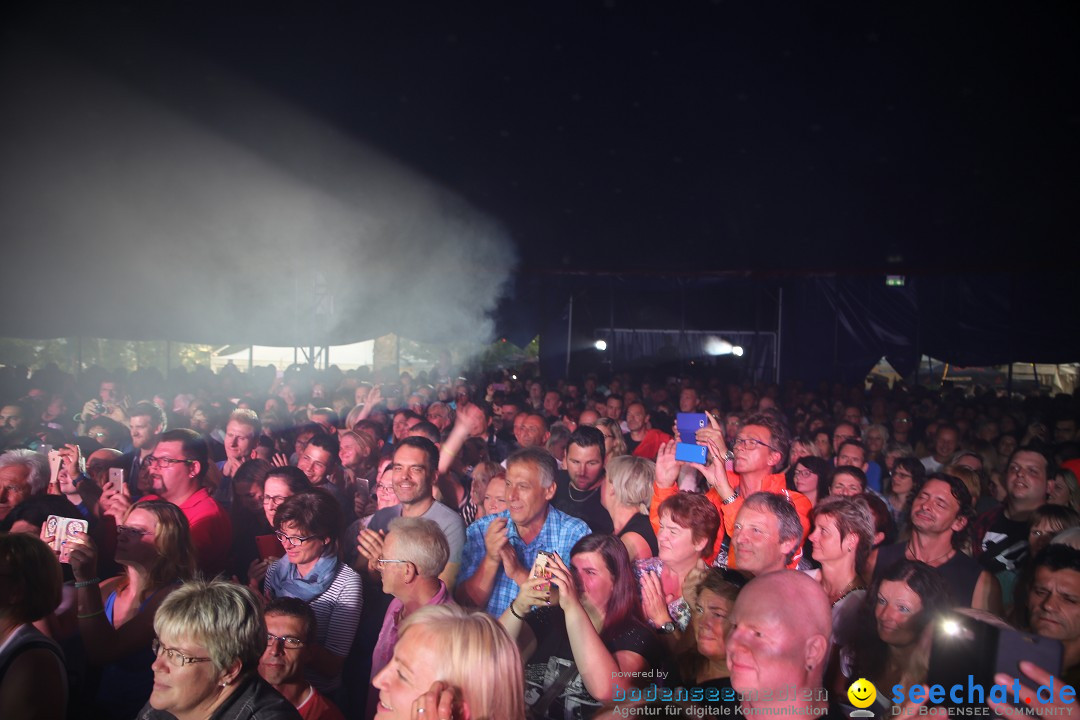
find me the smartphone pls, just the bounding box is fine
[47,449,63,491]
[530,551,555,580]
[256,534,286,560]
[675,413,709,463]
[676,413,708,439]
[928,613,1063,708]
[675,442,708,464]
[43,515,89,563]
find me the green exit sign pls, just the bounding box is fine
[886,275,906,287]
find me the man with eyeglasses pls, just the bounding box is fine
[973,446,1053,576]
[259,597,345,720]
[368,516,452,709]
[830,421,859,460]
[891,409,914,445]
[106,428,232,577]
[652,412,812,570]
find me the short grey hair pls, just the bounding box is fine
[863,423,889,444]
[606,455,654,509]
[506,446,557,489]
[742,491,804,564]
[387,516,450,578]
[0,449,50,495]
[154,579,265,675]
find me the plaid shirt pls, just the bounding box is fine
[460,507,590,617]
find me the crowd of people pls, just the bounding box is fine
[2,357,1080,719]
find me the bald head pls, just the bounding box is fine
[727,571,831,701]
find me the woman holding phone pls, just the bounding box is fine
[499,534,661,720]
[68,500,196,719]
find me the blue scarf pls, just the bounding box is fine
[267,554,338,602]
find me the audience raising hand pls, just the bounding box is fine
[4,360,1080,719]
[68,500,196,718]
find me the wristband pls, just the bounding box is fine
[77,609,105,619]
[74,578,100,588]
[509,602,527,620]
[721,491,739,505]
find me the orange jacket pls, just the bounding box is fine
[649,471,812,570]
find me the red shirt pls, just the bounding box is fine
[138,488,232,577]
[631,428,673,462]
[297,686,345,720]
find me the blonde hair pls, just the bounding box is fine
[399,605,525,720]
[123,500,197,593]
[606,455,655,510]
[595,418,628,457]
[154,580,265,675]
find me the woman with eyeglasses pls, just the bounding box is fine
[353,456,396,531]
[885,457,925,539]
[247,466,312,593]
[68,500,196,718]
[787,456,831,508]
[140,579,298,719]
[668,568,743,696]
[594,418,628,465]
[265,488,362,697]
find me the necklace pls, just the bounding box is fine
[829,578,864,607]
[567,483,600,502]
[904,540,954,566]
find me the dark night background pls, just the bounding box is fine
[2,1,1078,380]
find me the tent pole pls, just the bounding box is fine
[248,346,254,372]
[608,278,615,375]
[775,287,783,385]
[565,294,573,378]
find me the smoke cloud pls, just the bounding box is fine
[0,32,517,354]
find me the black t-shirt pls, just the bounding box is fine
[552,471,614,534]
[979,513,1029,573]
[874,542,978,607]
[524,606,663,720]
[619,513,660,557]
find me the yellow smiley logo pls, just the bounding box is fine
[847,678,876,709]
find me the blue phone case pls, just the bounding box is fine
[674,442,707,464]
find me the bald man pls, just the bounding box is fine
[726,571,833,718]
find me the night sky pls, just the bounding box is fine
[3,2,1079,349]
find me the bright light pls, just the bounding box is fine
[941,619,960,636]
[595,340,608,351]
[704,336,733,356]
[732,346,744,357]
[511,374,517,380]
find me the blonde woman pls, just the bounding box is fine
[594,418,628,463]
[601,455,657,561]
[373,604,526,720]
